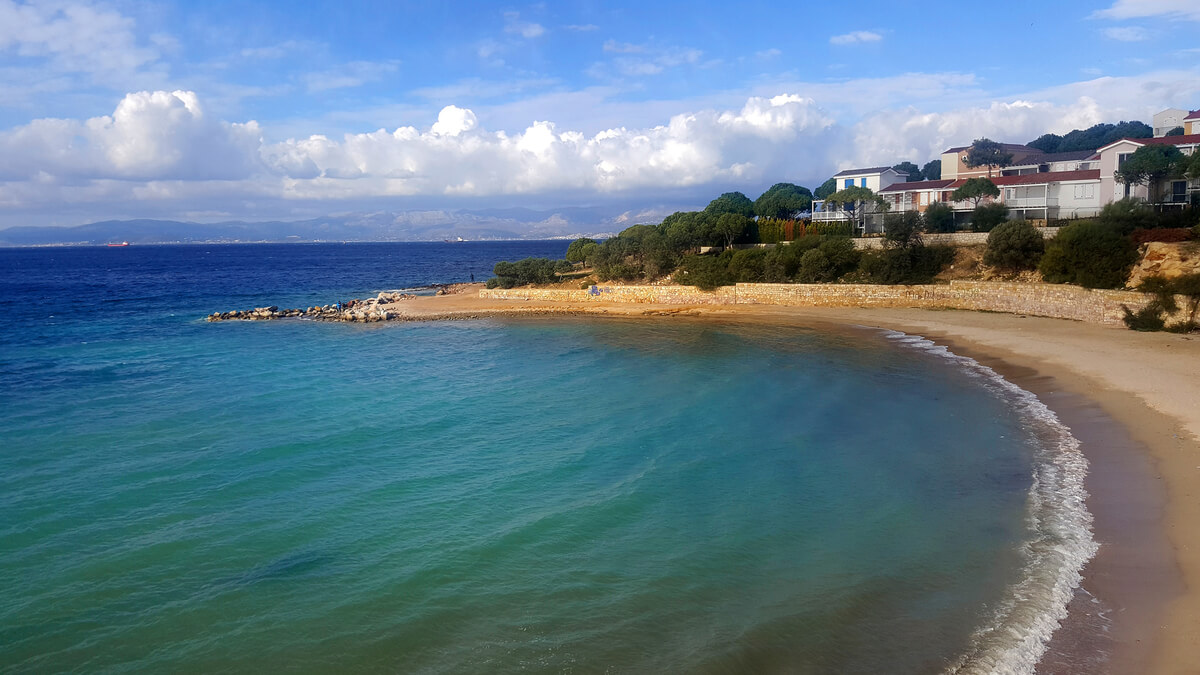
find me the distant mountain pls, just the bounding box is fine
[0,207,644,247]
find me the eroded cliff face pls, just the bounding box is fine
[1128,241,1200,287]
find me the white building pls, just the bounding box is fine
[1153,108,1188,137]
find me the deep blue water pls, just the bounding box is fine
[0,243,1093,673]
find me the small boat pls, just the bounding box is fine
[443,237,466,243]
[106,241,130,247]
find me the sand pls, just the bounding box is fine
[377,285,1200,674]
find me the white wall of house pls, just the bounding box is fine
[1052,180,1102,218]
[834,169,904,193]
[1153,108,1187,136]
[1096,140,1151,204]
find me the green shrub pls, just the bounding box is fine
[857,245,955,284]
[726,249,768,283]
[984,220,1045,271]
[1039,221,1137,289]
[808,221,854,237]
[924,202,957,233]
[1096,198,1154,234]
[970,202,1010,232]
[675,253,733,290]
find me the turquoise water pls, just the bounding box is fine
[0,245,1094,673]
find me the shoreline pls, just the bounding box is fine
[213,285,1200,673]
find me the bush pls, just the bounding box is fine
[924,202,957,233]
[1039,221,1137,289]
[883,211,924,250]
[490,257,567,286]
[1096,198,1154,234]
[675,253,733,290]
[984,220,1045,271]
[857,245,955,284]
[1131,228,1194,245]
[970,202,1010,232]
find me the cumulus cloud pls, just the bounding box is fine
[830,31,882,45]
[4,67,1200,225]
[1095,0,1200,21]
[0,90,262,181]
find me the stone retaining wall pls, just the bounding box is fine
[481,279,1183,326]
[852,227,1061,250]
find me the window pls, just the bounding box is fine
[1118,152,1132,167]
[845,178,854,188]
[919,191,928,205]
[1172,181,1187,203]
[1073,184,1095,200]
[1006,188,1015,200]
[860,178,868,187]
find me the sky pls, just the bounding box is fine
[1,0,1199,229]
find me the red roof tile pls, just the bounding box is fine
[1184,110,1200,121]
[1134,134,1200,145]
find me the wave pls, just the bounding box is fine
[878,331,1098,675]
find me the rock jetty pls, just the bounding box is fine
[207,291,419,323]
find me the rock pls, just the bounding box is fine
[1128,242,1200,287]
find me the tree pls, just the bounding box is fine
[952,177,1000,207]
[984,221,1044,271]
[922,159,942,181]
[565,237,598,263]
[712,213,752,249]
[970,202,1010,232]
[754,183,813,220]
[1115,145,1185,203]
[814,177,838,200]
[660,211,711,252]
[826,186,888,235]
[964,138,1014,177]
[924,202,956,232]
[704,192,755,218]
[1025,121,1152,153]
[1186,150,1200,181]
[892,161,922,182]
[1165,126,1185,137]
[883,211,923,250]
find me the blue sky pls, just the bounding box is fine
[1,0,1198,228]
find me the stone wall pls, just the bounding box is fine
[481,279,1183,326]
[852,227,1061,250]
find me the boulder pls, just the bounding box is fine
[1128,242,1200,287]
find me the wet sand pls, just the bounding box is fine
[380,286,1200,673]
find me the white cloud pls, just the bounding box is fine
[4,67,1200,225]
[1095,0,1200,21]
[564,24,599,32]
[830,31,882,46]
[1103,26,1150,41]
[0,0,160,83]
[503,11,544,38]
[303,60,400,92]
[590,43,704,79]
[756,48,782,59]
[602,40,644,54]
[0,90,262,181]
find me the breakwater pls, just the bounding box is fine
[207,291,417,323]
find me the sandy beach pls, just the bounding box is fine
[379,284,1200,674]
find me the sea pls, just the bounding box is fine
[0,242,1096,674]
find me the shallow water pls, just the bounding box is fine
[0,243,1093,673]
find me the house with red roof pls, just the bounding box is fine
[1185,110,1200,136]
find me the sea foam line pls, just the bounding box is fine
[878,330,1098,675]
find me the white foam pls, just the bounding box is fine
[876,329,1098,675]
